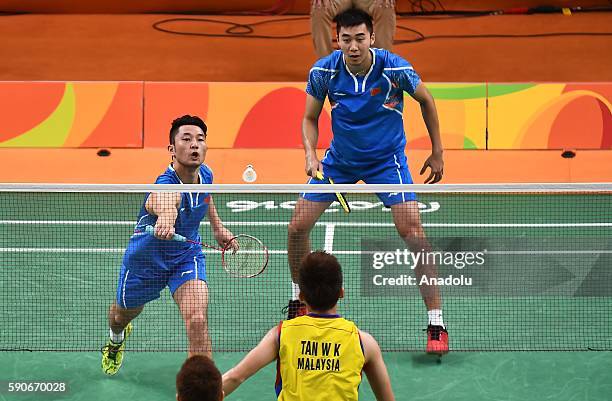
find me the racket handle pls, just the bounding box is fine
[173,233,187,242]
[144,225,187,242]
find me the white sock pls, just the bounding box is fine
[428,309,445,328]
[109,328,125,344]
[291,282,300,301]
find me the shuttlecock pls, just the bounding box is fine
[242,164,257,183]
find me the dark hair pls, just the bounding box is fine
[334,8,374,36]
[176,355,222,401]
[298,251,343,311]
[169,115,207,145]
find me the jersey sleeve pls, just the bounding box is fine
[305,54,338,102]
[383,52,422,95]
[154,173,175,184]
[200,164,214,184]
[306,68,331,102]
[146,172,176,204]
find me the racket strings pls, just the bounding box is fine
[223,235,268,277]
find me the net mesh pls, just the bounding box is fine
[0,184,611,352]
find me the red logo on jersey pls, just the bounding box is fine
[370,87,382,96]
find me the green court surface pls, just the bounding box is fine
[1,351,611,401]
[0,191,611,399]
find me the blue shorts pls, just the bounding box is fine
[302,151,417,207]
[115,254,206,309]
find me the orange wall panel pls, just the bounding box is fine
[0,81,143,148]
[1,148,610,184]
[79,82,144,148]
[488,83,612,150]
[143,82,209,147]
[2,81,611,151]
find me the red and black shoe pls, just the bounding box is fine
[283,299,307,320]
[426,325,449,355]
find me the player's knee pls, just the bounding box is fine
[397,225,429,248]
[114,306,136,325]
[288,221,312,239]
[186,312,207,332]
[397,224,422,240]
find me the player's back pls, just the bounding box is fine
[276,314,365,401]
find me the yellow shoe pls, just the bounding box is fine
[101,323,133,375]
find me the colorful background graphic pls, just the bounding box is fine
[0,82,610,150]
[488,83,612,149]
[0,82,143,148]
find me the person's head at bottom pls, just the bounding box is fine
[298,251,344,314]
[176,355,223,401]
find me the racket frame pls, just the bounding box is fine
[315,171,351,213]
[140,226,269,278]
[220,234,269,278]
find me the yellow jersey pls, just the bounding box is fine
[275,314,365,401]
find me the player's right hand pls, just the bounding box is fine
[154,216,176,240]
[305,155,322,178]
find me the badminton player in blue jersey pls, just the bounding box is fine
[101,115,235,375]
[286,8,448,354]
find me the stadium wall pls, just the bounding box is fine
[0,0,609,14]
[1,82,610,150]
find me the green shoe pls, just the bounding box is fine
[101,323,133,375]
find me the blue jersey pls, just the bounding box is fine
[122,164,213,271]
[306,48,421,167]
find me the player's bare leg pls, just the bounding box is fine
[286,198,332,318]
[108,303,143,334]
[101,303,142,375]
[174,279,212,358]
[391,201,448,355]
[288,198,333,282]
[390,201,440,308]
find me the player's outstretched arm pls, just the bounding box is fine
[145,192,181,239]
[411,83,444,184]
[302,94,325,177]
[207,197,235,248]
[360,330,396,401]
[222,326,279,396]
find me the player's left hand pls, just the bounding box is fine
[214,226,238,252]
[420,152,444,184]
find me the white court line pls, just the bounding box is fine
[0,220,135,225]
[1,248,611,255]
[47,271,95,285]
[0,220,611,228]
[0,248,126,253]
[324,224,335,252]
[486,250,612,255]
[1,182,610,192]
[0,248,270,254]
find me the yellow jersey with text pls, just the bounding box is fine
[275,314,365,401]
